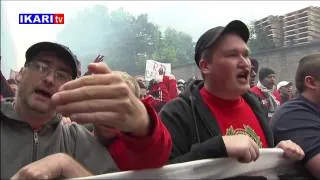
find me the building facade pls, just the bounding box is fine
[255,6,320,47]
[283,6,320,46]
[254,15,284,47]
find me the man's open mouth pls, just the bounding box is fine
[34,89,53,98]
[237,70,250,81]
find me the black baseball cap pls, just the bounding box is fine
[194,20,250,66]
[25,42,78,79]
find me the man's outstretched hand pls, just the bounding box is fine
[52,62,151,137]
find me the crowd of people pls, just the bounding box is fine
[1,19,319,179]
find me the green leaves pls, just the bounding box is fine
[247,21,276,54]
[152,27,194,66]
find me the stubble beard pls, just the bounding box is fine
[25,95,54,114]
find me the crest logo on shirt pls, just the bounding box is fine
[226,125,263,148]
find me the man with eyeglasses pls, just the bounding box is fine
[1,42,172,179]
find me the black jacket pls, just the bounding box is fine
[160,80,274,164]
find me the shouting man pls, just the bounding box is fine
[160,20,304,169]
[1,42,172,179]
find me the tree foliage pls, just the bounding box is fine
[247,21,275,54]
[57,5,195,75]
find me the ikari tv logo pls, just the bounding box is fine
[19,14,64,24]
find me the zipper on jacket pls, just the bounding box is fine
[189,95,201,143]
[33,130,39,161]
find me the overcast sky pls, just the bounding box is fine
[1,0,319,74]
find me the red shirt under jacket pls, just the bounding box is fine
[200,87,268,148]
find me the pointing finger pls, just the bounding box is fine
[88,62,111,75]
[70,112,130,132]
[52,84,130,106]
[55,99,129,116]
[57,73,122,91]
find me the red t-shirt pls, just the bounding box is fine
[200,87,268,148]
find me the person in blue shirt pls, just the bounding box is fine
[271,54,320,179]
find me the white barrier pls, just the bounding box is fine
[71,148,302,180]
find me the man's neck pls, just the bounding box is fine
[259,81,273,91]
[14,99,54,128]
[204,82,241,100]
[301,91,320,106]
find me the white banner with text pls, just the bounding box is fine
[145,60,171,81]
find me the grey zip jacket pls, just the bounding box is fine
[1,98,119,179]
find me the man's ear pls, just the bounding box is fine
[199,59,211,75]
[304,76,316,90]
[16,67,25,84]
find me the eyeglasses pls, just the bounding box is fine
[27,61,72,83]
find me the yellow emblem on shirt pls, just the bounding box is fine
[226,125,263,148]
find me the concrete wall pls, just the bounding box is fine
[172,41,320,83]
[171,62,201,81]
[251,41,320,83]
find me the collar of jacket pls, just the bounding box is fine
[1,97,62,128]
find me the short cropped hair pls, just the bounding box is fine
[295,54,320,93]
[250,58,259,73]
[113,71,140,98]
